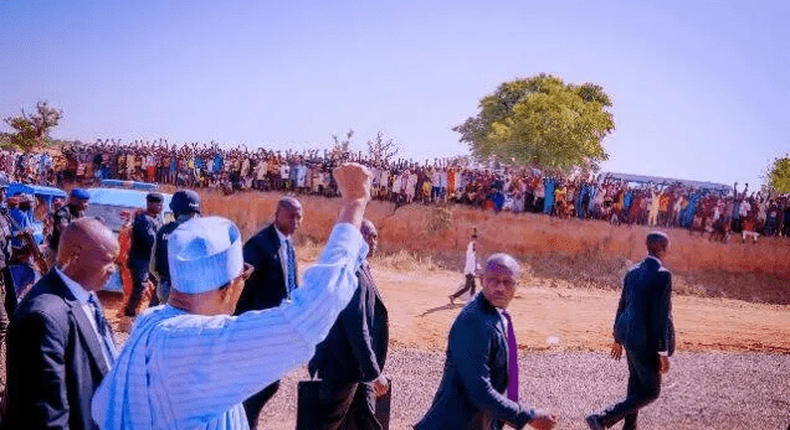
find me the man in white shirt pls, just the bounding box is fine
[92,163,372,430]
[449,232,479,304]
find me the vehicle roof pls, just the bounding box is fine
[86,187,173,212]
[6,183,68,199]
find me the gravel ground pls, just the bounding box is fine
[256,348,790,430]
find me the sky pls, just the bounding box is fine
[1,0,788,189]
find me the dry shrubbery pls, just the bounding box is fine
[201,189,790,304]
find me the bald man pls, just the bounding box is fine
[234,196,304,429]
[2,218,119,430]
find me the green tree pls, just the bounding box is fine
[453,74,614,170]
[2,101,63,152]
[765,154,790,194]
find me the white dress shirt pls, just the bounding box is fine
[54,267,115,367]
[274,225,296,297]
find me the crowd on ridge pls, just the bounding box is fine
[1,139,789,242]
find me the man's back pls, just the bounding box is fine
[614,258,674,356]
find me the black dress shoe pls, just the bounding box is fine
[585,414,604,430]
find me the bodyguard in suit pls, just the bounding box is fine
[235,196,303,429]
[415,254,556,430]
[309,219,390,430]
[2,218,119,430]
[586,231,675,430]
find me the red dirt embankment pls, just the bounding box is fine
[202,190,790,304]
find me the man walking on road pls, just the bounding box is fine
[449,231,479,304]
[586,231,676,430]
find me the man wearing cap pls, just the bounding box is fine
[149,189,201,306]
[234,195,303,428]
[2,218,119,430]
[91,163,372,430]
[123,192,163,317]
[51,188,90,254]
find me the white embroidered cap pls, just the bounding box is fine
[168,216,244,294]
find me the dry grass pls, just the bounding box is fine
[199,189,790,305]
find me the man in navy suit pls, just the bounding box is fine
[586,232,675,430]
[2,218,119,430]
[308,219,389,430]
[415,254,556,430]
[235,196,303,430]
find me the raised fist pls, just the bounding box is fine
[333,163,371,203]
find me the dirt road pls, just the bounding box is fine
[377,267,790,354]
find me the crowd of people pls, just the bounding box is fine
[2,139,789,244]
[0,161,689,429]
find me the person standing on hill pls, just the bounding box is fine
[449,231,479,304]
[585,231,675,430]
[234,195,303,429]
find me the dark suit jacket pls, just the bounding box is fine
[415,294,533,430]
[614,256,676,356]
[235,224,295,314]
[309,262,389,383]
[2,271,111,430]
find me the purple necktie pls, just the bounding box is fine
[502,310,518,402]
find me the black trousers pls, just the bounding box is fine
[244,380,280,430]
[125,258,152,317]
[450,274,476,300]
[599,350,662,430]
[315,380,380,430]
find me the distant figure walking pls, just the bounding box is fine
[449,231,479,304]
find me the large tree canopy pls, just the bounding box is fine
[453,74,615,170]
[2,101,63,152]
[765,154,790,194]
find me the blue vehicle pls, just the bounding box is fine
[85,182,172,293]
[85,186,173,234]
[6,183,68,209]
[5,183,68,245]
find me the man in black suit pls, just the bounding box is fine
[586,232,675,430]
[415,254,556,430]
[235,196,303,429]
[309,219,389,430]
[2,218,119,430]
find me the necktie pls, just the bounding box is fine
[88,294,116,366]
[286,239,297,294]
[502,310,518,402]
